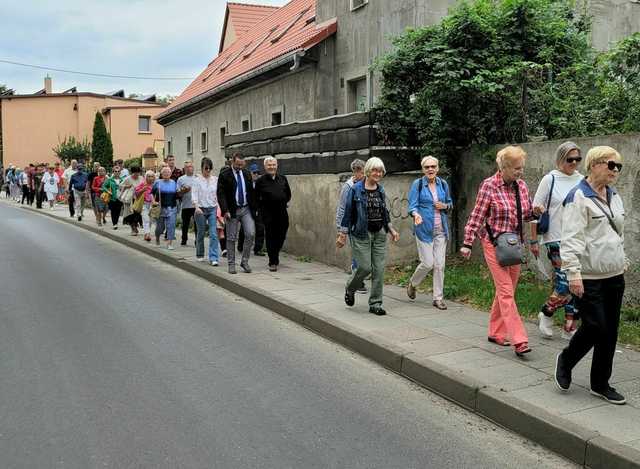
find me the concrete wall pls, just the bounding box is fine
[164,66,318,170]
[285,172,422,270]
[456,134,640,265]
[586,0,640,50]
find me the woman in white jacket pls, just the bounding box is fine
[532,142,584,339]
[554,146,627,405]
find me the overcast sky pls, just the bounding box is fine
[0,0,286,97]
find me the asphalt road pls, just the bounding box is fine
[0,202,575,469]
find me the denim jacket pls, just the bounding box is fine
[407,176,453,242]
[340,180,391,239]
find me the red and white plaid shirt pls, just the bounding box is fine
[463,172,533,247]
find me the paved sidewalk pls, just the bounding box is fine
[10,200,640,468]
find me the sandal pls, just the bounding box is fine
[514,342,532,357]
[488,336,511,347]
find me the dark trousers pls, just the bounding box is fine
[21,185,29,204]
[181,207,197,244]
[109,200,123,226]
[263,209,289,266]
[561,275,625,392]
[68,190,75,216]
[36,189,44,209]
[238,212,265,253]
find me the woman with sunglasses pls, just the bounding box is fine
[555,146,627,405]
[406,155,453,310]
[532,142,584,340]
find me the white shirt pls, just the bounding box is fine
[192,174,218,209]
[533,169,583,244]
[233,169,247,207]
[43,172,60,192]
[21,172,29,185]
[177,174,196,209]
[62,167,76,190]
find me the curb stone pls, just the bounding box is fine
[16,204,640,469]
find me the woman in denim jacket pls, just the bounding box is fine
[337,157,400,316]
[406,156,453,310]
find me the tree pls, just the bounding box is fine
[373,0,592,169]
[52,136,91,164]
[91,112,113,169]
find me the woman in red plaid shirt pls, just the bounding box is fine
[460,145,539,357]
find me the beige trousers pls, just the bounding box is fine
[409,234,447,301]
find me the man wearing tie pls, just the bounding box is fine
[217,153,256,274]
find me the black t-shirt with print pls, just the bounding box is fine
[366,188,384,233]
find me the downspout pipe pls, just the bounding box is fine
[290,50,306,71]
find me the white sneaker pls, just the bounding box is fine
[196,257,206,262]
[210,261,219,266]
[538,312,554,338]
[561,328,576,340]
[167,245,175,251]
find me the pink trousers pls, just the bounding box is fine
[482,238,529,346]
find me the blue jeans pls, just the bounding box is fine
[155,206,177,241]
[195,207,219,262]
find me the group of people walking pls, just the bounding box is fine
[2,162,65,208]
[336,143,627,404]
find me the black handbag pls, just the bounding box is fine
[537,175,555,235]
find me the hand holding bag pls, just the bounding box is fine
[100,190,111,204]
[486,182,524,267]
[149,184,161,220]
[537,175,555,235]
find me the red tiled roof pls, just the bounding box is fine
[225,2,279,48]
[160,0,336,121]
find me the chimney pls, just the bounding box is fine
[44,75,52,94]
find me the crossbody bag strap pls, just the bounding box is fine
[514,181,523,242]
[546,175,555,211]
[591,197,621,237]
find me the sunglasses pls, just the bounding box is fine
[598,160,623,172]
[565,157,582,163]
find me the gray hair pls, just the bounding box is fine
[556,141,581,167]
[364,157,386,177]
[263,156,277,165]
[144,170,155,179]
[350,159,365,172]
[421,155,439,167]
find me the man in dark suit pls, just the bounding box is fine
[217,153,256,274]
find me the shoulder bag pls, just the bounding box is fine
[486,182,524,267]
[537,175,555,235]
[149,184,161,220]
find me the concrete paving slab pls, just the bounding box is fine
[461,362,551,392]
[430,322,488,340]
[612,379,640,409]
[386,305,436,319]
[564,404,640,442]
[369,324,437,343]
[404,313,468,329]
[511,383,608,415]
[427,348,509,370]
[402,335,474,358]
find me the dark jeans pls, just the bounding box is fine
[68,190,75,216]
[36,189,44,209]
[21,185,29,204]
[109,200,123,226]
[181,207,197,244]
[263,209,289,266]
[561,274,625,392]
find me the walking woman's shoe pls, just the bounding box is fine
[406,283,416,300]
[554,353,571,392]
[369,306,387,316]
[590,387,626,405]
[487,336,511,347]
[432,300,447,310]
[344,289,355,307]
[538,312,554,339]
[514,342,531,357]
[144,234,151,242]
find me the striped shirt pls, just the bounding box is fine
[463,172,533,247]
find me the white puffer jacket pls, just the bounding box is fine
[560,178,628,281]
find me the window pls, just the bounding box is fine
[138,116,151,133]
[271,112,282,126]
[241,114,251,132]
[200,128,208,152]
[186,134,192,154]
[167,139,172,156]
[347,76,368,112]
[219,124,227,149]
[350,0,368,11]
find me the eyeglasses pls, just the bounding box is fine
[565,157,582,164]
[597,160,622,172]
[423,165,437,169]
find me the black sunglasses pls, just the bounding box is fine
[566,157,582,163]
[603,160,623,172]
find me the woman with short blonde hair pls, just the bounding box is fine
[461,145,538,357]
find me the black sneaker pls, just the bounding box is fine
[590,387,626,405]
[554,352,571,392]
[369,306,387,316]
[344,289,355,307]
